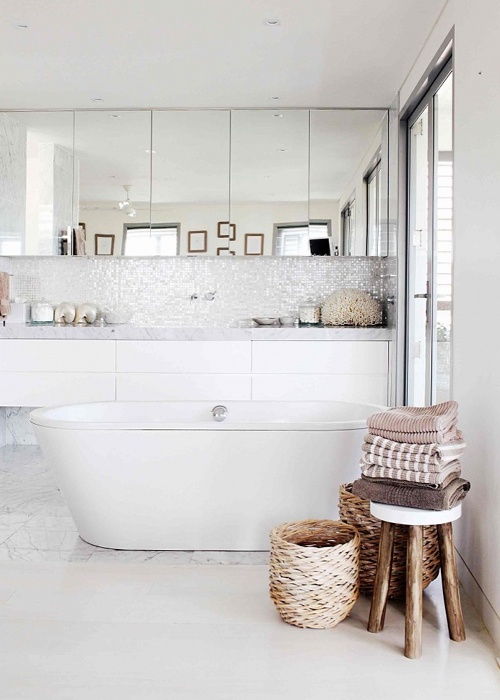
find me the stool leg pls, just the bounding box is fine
[405,525,423,659]
[368,520,395,633]
[437,522,466,642]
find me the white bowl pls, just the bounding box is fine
[252,317,279,326]
[104,310,132,325]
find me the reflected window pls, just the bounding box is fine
[273,221,330,256]
[341,200,355,255]
[122,223,179,256]
[366,160,382,255]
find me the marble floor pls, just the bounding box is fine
[0,445,499,699]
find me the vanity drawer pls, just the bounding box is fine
[252,341,388,375]
[0,372,116,406]
[116,374,251,401]
[116,341,251,374]
[0,340,115,373]
[252,374,388,404]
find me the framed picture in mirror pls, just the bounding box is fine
[217,247,235,256]
[95,234,115,256]
[217,222,236,241]
[188,230,208,253]
[244,233,264,256]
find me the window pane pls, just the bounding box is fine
[123,226,178,256]
[434,73,453,403]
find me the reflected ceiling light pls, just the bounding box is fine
[92,97,103,102]
[145,149,156,154]
[273,113,283,117]
[118,185,137,217]
[264,19,280,26]
[110,114,121,119]
[271,97,280,100]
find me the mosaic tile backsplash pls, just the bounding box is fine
[2,256,389,327]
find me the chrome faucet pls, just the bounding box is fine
[212,405,228,422]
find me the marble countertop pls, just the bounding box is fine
[0,324,395,341]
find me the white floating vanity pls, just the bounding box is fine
[0,326,394,407]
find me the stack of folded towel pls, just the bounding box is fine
[351,401,470,510]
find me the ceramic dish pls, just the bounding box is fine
[252,317,279,326]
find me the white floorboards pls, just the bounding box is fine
[0,446,499,699]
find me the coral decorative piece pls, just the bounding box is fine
[321,288,382,327]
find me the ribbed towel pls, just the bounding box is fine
[363,432,466,470]
[360,456,461,488]
[367,401,459,444]
[361,460,462,489]
[351,476,470,511]
[0,271,11,317]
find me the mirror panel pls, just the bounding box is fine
[0,111,74,255]
[0,109,390,257]
[75,110,152,255]
[229,110,309,256]
[309,109,388,257]
[150,110,230,256]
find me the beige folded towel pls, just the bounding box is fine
[0,271,11,317]
[351,476,470,511]
[363,432,466,470]
[368,401,459,444]
[361,447,464,473]
[360,456,461,488]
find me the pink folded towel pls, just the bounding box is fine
[368,401,459,444]
[0,271,11,317]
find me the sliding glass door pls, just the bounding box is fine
[406,61,453,406]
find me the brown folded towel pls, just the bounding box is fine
[363,432,466,470]
[360,456,461,487]
[0,271,11,317]
[351,476,470,511]
[368,401,458,444]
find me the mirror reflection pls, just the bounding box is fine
[229,110,309,257]
[0,109,388,257]
[75,110,152,255]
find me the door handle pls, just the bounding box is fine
[414,293,429,298]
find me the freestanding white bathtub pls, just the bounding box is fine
[30,401,383,551]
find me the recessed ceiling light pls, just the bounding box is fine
[109,114,121,119]
[91,97,103,102]
[273,113,283,118]
[271,96,280,101]
[264,19,280,26]
[278,148,286,152]
[13,22,29,30]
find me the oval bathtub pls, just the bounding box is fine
[30,401,383,551]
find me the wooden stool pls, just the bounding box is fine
[367,502,465,659]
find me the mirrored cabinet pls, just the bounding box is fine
[0,108,389,258]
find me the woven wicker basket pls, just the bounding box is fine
[338,483,441,599]
[269,519,360,629]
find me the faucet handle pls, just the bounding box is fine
[204,291,217,301]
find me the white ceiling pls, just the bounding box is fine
[0,0,446,110]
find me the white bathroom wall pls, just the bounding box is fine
[5,255,383,327]
[399,0,500,647]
